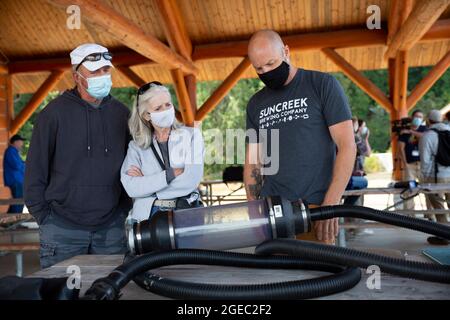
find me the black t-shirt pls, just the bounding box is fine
[246,68,352,204]
[398,125,427,163]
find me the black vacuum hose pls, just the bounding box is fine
[83,249,361,300]
[310,205,450,240]
[83,205,450,300]
[256,239,450,284]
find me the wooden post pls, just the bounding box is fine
[171,69,195,127]
[387,0,413,182]
[196,57,251,121]
[6,75,14,120]
[407,50,450,110]
[321,48,392,112]
[0,68,12,212]
[391,51,409,181]
[48,0,197,75]
[10,70,65,135]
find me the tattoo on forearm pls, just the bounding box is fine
[248,168,263,199]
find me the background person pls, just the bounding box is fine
[3,134,26,213]
[419,109,450,224]
[398,110,427,210]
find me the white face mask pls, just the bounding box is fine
[150,106,175,128]
[361,127,368,136]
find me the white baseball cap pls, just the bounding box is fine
[70,43,113,71]
[427,109,442,123]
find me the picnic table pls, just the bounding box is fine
[30,228,450,300]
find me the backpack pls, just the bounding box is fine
[222,165,244,183]
[431,129,450,182]
[431,129,450,167]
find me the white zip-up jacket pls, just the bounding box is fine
[419,122,450,180]
[121,126,204,222]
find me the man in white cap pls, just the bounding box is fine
[24,43,132,268]
[419,109,450,229]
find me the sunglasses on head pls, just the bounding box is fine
[75,52,113,72]
[136,81,163,109]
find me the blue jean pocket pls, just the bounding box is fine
[39,242,56,259]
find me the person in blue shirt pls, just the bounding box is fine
[3,134,26,213]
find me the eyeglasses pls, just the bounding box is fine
[75,52,113,71]
[136,81,163,109]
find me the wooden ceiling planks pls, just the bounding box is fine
[2,0,450,94]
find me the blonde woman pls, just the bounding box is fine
[121,81,204,223]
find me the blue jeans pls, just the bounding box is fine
[344,176,368,206]
[8,183,24,213]
[150,205,172,217]
[39,210,127,269]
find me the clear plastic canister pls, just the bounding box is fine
[172,199,272,250]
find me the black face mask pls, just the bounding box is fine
[258,61,290,90]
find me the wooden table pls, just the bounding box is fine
[30,228,450,300]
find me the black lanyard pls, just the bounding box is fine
[151,142,167,171]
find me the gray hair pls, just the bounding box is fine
[129,84,182,149]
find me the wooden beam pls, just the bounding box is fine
[193,28,387,60]
[10,70,65,135]
[48,0,198,75]
[116,66,146,88]
[155,0,196,125]
[387,0,414,45]
[422,19,450,41]
[321,48,392,112]
[196,57,251,121]
[171,69,195,126]
[155,0,192,60]
[407,50,450,110]
[7,20,450,74]
[384,0,450,59]
[9,51,153,74]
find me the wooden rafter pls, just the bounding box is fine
[8,51,153,74]
[422,19,450,41]
[194,28,386,60]
[387,0,414,45]
[385,0,450,59]
[407,50,450,110]
[321,48,392,112]
[48,0,197,75]
[10,70,65,135]
[116,66,146,88]
[155,0,196,125]
[171,69,195,126]
[7,20,450,74]
[155,0,192,60]
[196,57,251,121]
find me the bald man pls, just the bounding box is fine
[244,30,356,244]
